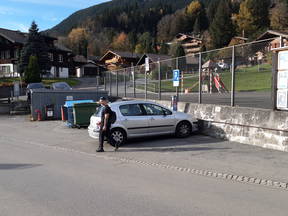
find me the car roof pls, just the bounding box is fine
[52,82,69,85]
[110,100,162,107]
[27,83,44,88]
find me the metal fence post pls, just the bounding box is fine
[96,75,99,93]
[104,72,107,91]
[124,69,127,98]
[158,59,161,100]
[176,57,179,100]
[231,46,235,107]
[116,70,119,97]
[132,65,136,98]
[109,71,112,96]
[145,66,147,100]
[198,52,202,104]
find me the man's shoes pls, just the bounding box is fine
[114,143,119,151]
[96,149,104,152]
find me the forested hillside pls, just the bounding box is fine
[46,0,288,57]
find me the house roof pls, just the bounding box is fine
[256,30,288,41]
[0,28,27,44]
[88,56,101,62]
[0,28,70,52]
[54,43,72,52]
[73,55,87,63]
[82,62,98,68]
[233,36,249,41]
[175,33,202,41]
[100,50,142,62]
[136,53,171,65]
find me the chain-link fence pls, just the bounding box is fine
[104,38,275,109]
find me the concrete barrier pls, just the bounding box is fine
[148,99,288,152]
[0,104,10,114]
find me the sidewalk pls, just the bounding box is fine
[1,115,287,186]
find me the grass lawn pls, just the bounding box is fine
[156,64,272,92]
[0,77,80,87]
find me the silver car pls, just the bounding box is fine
[51,82,72,90]
[88,100,198,146]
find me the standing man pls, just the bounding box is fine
[96,97,112,152]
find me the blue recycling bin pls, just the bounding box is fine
[64,100,94,127]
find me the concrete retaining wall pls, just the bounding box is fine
[152,99,288,152]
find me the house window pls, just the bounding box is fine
[1,51,5,59]
[14,49,19,58]
[48,53,54,62]
[59,54,63,62]
[0,66,11,73]
[5,50,10,59]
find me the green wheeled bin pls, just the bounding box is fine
[73,103,100,128]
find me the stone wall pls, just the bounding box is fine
[153,99,288,152]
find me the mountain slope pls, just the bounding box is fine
[47,0,194,36]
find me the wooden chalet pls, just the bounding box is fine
[0,28,73,78]
[229,36,248,45]
[72,55,106,77]
[100,50,141,71]
[169,33,203,55]
[255,30,288,50]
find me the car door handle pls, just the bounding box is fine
[124,118,128,121]
[150,117,155,120]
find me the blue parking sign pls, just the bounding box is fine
[173,69,180,87]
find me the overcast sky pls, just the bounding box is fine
[0,0,110,32]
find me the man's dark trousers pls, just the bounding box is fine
[98,127,110,151]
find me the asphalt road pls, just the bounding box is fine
[0,115,288,216]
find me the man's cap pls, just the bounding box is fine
[99,96,107,101]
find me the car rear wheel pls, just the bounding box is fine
[175,121,192,138]
[109,128,127,147]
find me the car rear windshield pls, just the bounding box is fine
[54,83,70,89]
[28,83,44,89]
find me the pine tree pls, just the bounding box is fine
[246,0,270,28]
[209,0,235,49]
[185,0,208,33]
[169,10,188,37]
[270,0,288,31]
[169,42,186,69]
[137,32,155,54]
[24,56,41,83]
[19,21,50,76]
[193,17,201,34]
[159,42,169,55]
[236,1,257,37]
[207,0,221,24]
[169,42,185,58]
[236,0,270,38]
[68,27,88,56]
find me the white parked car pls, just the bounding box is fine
[88,100,198,146]
[217,62,229,70]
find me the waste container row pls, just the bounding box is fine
[62,100,100,128]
